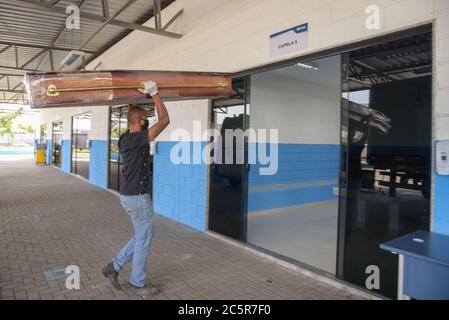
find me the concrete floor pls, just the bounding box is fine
[0,157,370,300]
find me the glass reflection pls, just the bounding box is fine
[246,56,341,274]
[52,121,63,167]
[338,32,432,298]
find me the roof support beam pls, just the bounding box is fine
[0,48,46,83]
[37,0,88,70]
[0,89,25,94]
[21,48,48,70]
[0,65,40,72]
[49,49,55,71]
[0,73,25,77]
[14,46,19,68]
[102,0,110,18]
[154,0,162,29]
[0,45,12,55]
[352,60,432,79]
[0,100,28,103]
[351,42,431,61]
[16,0,182,39]
[0,40,97,54]
[78,0,137,50]
[7,91,19,103]
[163,9,183,31]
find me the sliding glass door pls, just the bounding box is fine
[245,56,341,274]
[337,31,432,298]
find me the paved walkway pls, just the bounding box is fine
[0,158,370,300]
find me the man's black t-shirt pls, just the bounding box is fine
[118,130,151,196]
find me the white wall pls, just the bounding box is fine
[156,99,210,142]
[38,0,447,141]
[435,1,449,140]
[38,106,108,141]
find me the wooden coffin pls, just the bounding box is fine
[24,70,232,109]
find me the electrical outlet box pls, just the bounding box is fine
[436,140,449,176]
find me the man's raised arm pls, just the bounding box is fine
[139,81,170,141]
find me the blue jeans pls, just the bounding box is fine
[113,194,154,288]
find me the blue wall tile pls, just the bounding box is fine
[61,140,71,173]
[435,174,449,236]
[153,141,208,232]
[89,140,108,189]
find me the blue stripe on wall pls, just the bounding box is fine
[0,149,34,155]
[45,139,53,165]
[248,143,339,212]
[61,140,71,173]
[435,174,449,236]
[153,141,207,232]
[89,140,109,189]
[248,144,340,185]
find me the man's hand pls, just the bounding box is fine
[138,80,159,97]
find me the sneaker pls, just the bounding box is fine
[130,284,160,296]
[101,263,122,291]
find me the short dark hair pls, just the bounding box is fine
[127,105,148,124]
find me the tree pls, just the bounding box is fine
[18,124,35,135]
[0,108,24,140]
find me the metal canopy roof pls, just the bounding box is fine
[347,32,432,91]
[0,0,181,105]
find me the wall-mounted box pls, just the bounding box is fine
[436,140,449,176]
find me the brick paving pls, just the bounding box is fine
[0,158,371,300]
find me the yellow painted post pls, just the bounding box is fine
[36,144,46,166]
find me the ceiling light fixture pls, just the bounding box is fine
[295,62,319,71]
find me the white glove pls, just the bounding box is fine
[138,80,159,97]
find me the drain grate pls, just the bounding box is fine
[43,268,68,281]
[23,213,40,221]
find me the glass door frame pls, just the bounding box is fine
[71,111,92,178]
[335,35,433,298]
[208,76,251,242]
[52,120,63,168]
[217,25,433,294]
[108,106,122,192]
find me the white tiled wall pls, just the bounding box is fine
[156,100,210,142]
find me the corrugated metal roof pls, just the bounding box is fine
[0,0,176,104]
